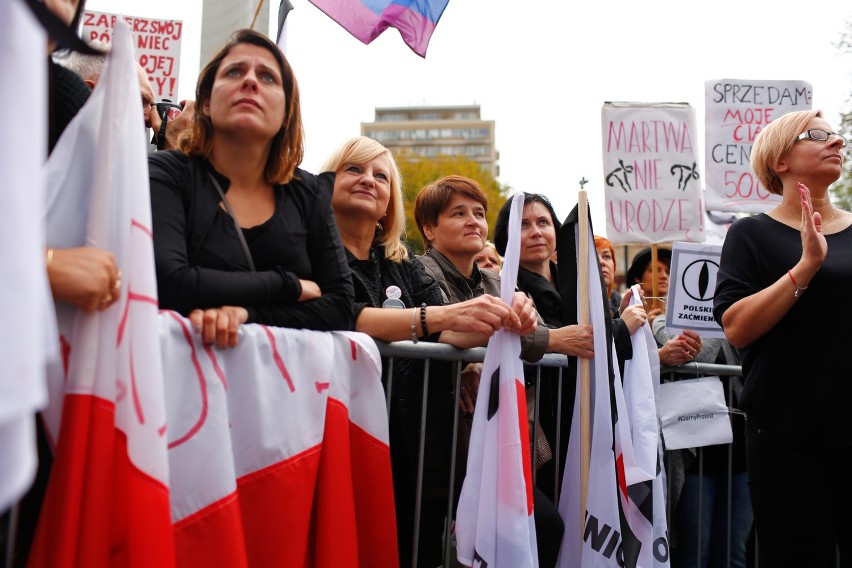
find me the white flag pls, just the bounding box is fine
[557,203,629,568]
[456,192,538,568]
[30,20,175,566]
[614,287,671,567]
[0,0,50,513]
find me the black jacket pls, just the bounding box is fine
[149,150,354,331]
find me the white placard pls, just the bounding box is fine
[704,79,812,213]
[658,376,732,450]
[81,11,183,100]
[602,102,704,245]
[664,241,725,339]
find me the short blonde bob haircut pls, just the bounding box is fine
[180,29,304,185]
[750,109,822,196]
[322,136,408,262]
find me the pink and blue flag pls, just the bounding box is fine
[308,0,449,57]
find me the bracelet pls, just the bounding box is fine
[420,303,429,337]
[410,307,419,343]
[45,248,54,268]
[787,269,807,298]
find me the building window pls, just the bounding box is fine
[377,113,408,122]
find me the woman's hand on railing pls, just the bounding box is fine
[458,362,482,414]
[189,305,249,348]
[509,292,538,335]
[443,295,513,335]
[546,324,594,358]
[658,330,702,366]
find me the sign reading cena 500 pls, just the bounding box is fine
[704,79,812,213]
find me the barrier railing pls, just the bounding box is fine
[375,340,748,568]
[6,339,841,567]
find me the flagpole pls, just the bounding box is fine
[578,188,591,540]
[650,244,660,312]
[249,0,265,30]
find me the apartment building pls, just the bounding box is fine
[361,105,499,178]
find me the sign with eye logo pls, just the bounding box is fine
[664,242,726,339]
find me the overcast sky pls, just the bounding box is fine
[87,0,851,233]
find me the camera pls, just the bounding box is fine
[155,99,184,121]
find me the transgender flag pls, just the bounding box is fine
[308,0,449,57]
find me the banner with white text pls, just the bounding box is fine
[704,79,812,212]
[602,103,704,245]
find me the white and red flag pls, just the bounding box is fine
[31,19,175,566]
[556,209,669,568]
[0,0,51,514]
[159,319,397,566]
[557,202,635,568]
[28,16,397,567]
[613,286,670,567]
[456,192,538,568]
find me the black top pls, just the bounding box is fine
[148,150,354,331]
[347,244,444,318]
[517,264,563,328]
[714,213,852,445]
[48,58,91,154]
[518,262,633,373]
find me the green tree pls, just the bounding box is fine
[395,152,511,254]
[830,19,852,210]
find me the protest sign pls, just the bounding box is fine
[81,11,183,100]
[704,79,812,212]
[658,377,732,450]
[663,241,725,339]
[602,102,704,245]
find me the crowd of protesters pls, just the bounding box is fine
[4,0,849,566]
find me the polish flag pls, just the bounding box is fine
[29,17,397,567]
[30,20,175,567]
[456,192,538,568]
[160,319,397,567]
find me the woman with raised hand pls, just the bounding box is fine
[714,109,850,566]
[149,29,354,347]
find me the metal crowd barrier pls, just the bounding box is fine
[5,343,842,568]
[375,340,759,568]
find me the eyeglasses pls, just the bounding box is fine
[795,129,847,148]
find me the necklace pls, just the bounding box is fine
[781,201,836,227]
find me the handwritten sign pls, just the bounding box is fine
[81,11,183,100]
[704,79,812,213]
[602,103,704,245]
[663,241,725,339]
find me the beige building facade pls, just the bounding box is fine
[361,105,499,179]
